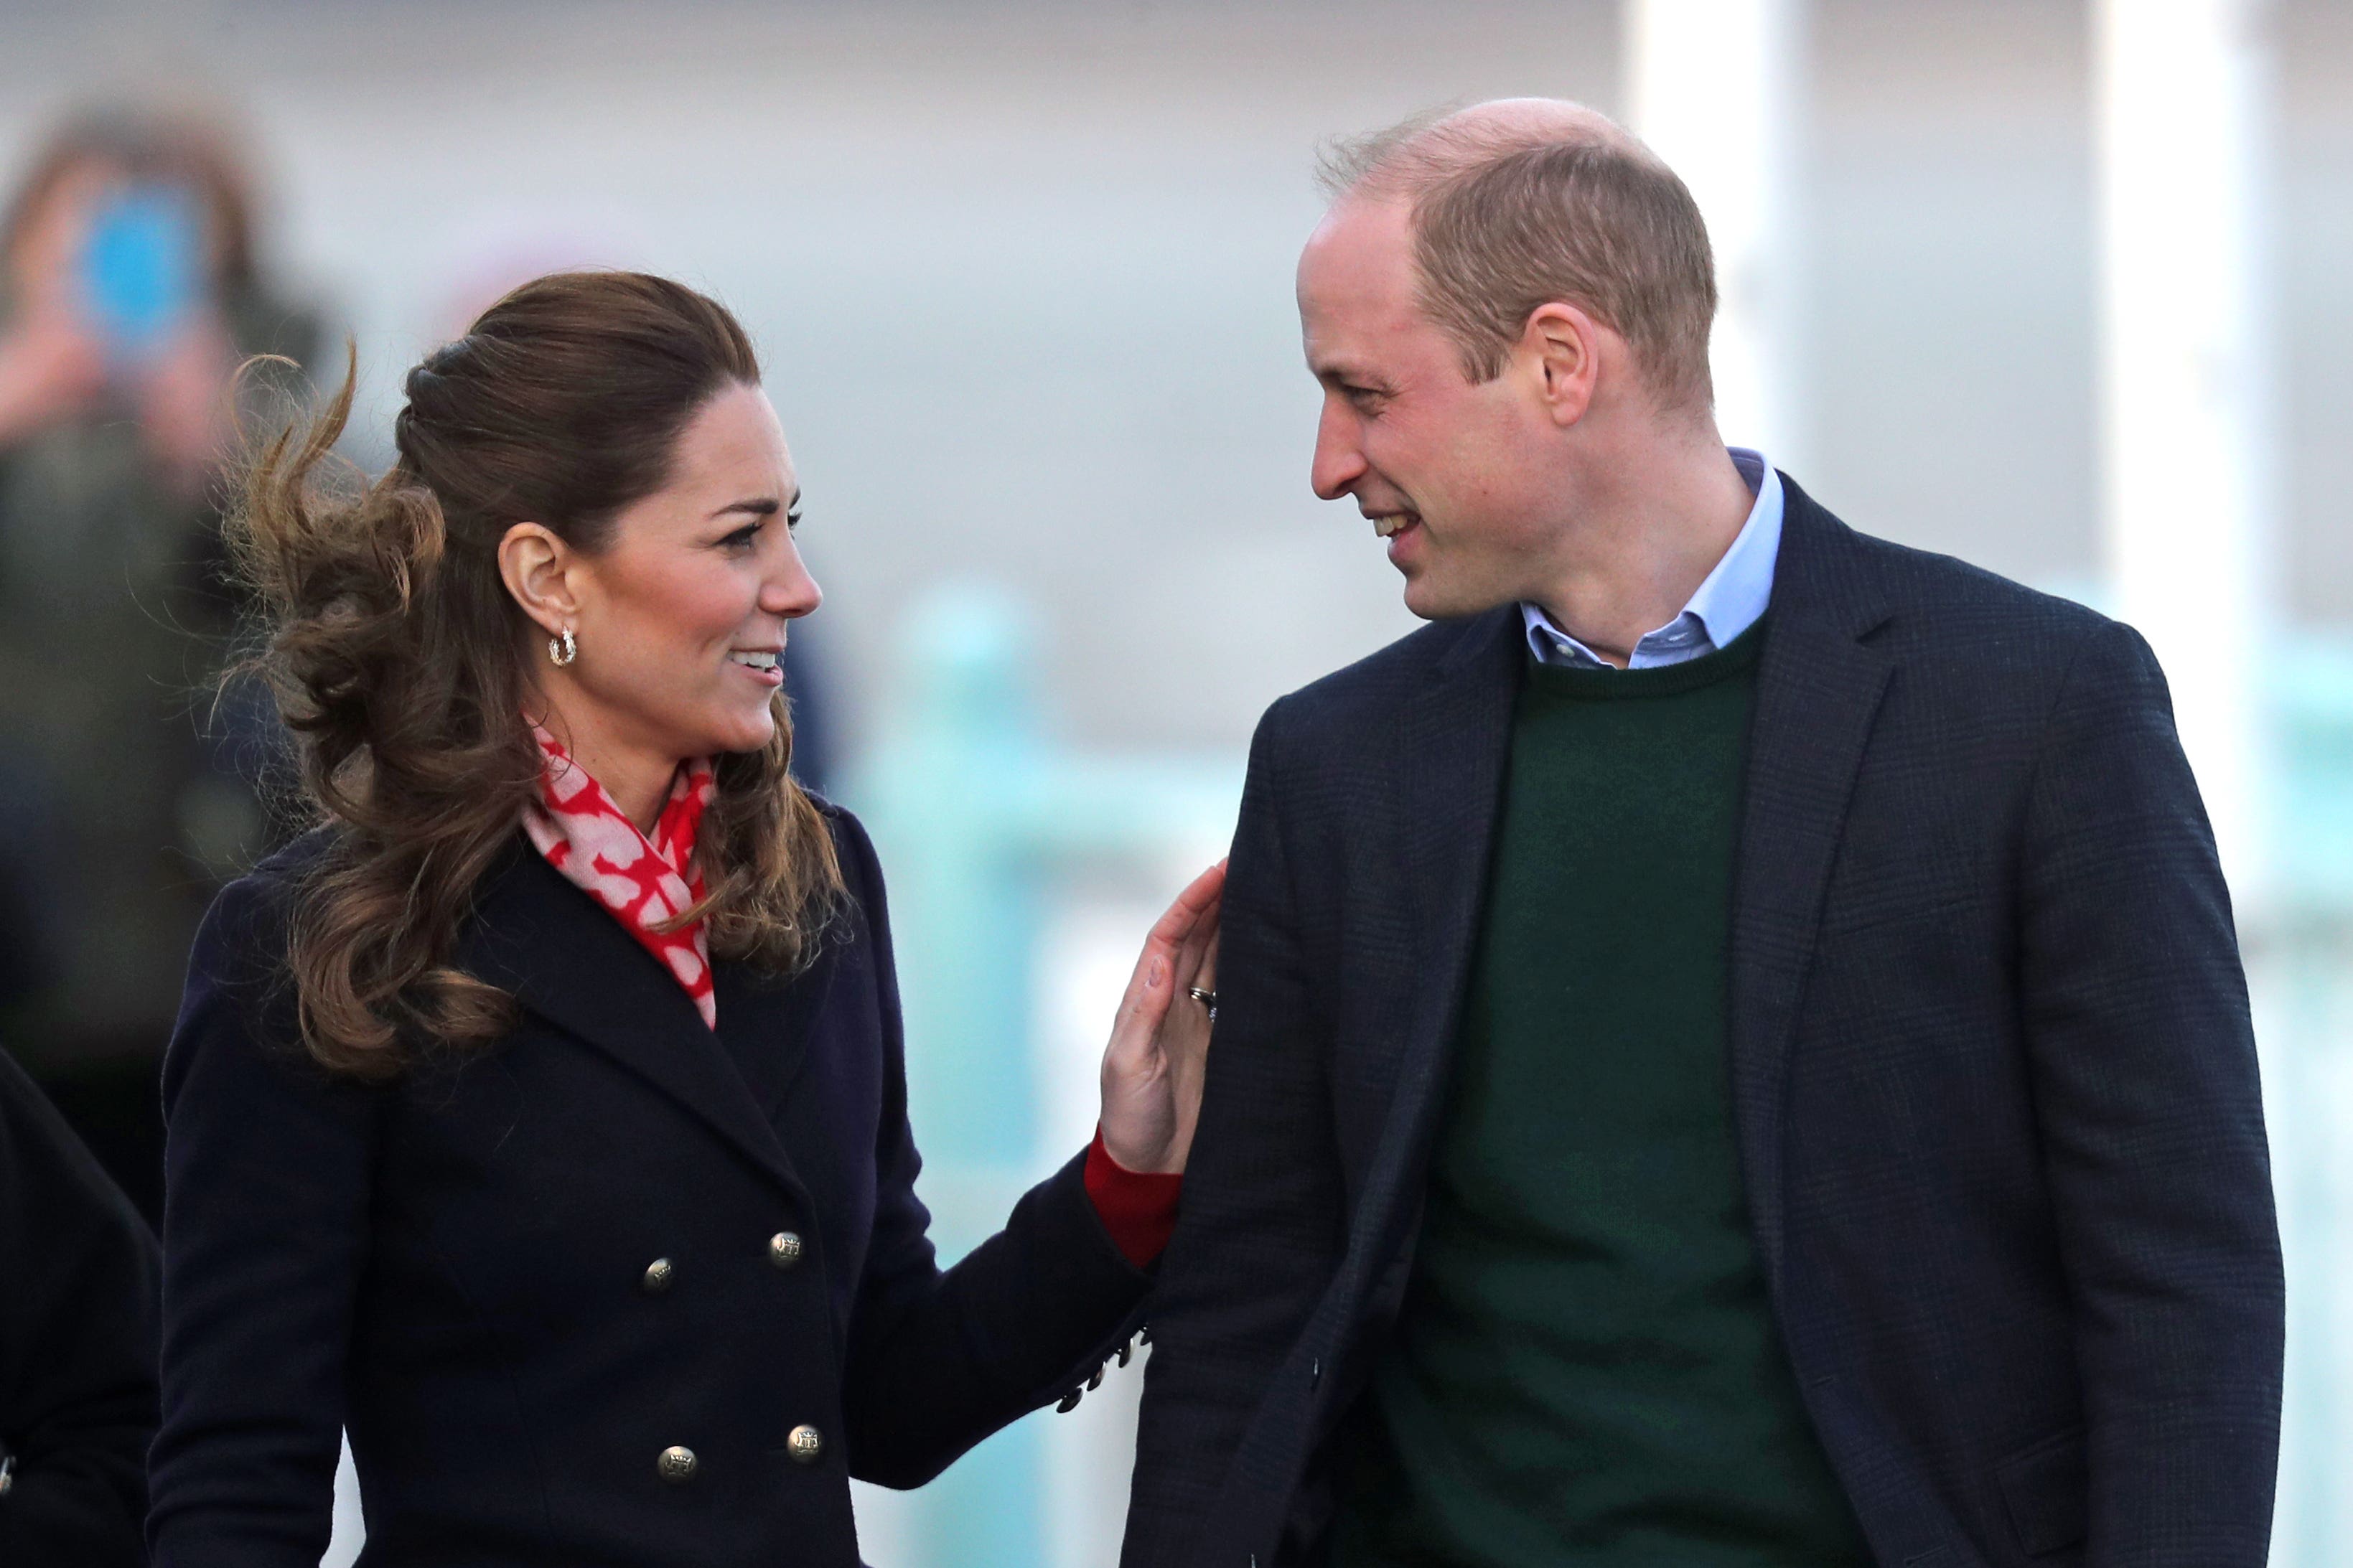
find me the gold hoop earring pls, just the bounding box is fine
[548,627,577,667]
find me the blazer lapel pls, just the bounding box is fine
[462,841,808,1201]
[1730,479,1895,1292]
[1357,608,1522,1255]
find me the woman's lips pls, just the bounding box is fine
[727,651,785,686]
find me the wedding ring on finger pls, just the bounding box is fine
[1187,986,1217,1023]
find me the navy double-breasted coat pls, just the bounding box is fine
[148,804,1147,1567]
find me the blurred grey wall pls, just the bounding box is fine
[3,0,2345,761]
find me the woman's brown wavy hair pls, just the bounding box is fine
[233,271,843,1079]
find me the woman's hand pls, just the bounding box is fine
[1097,860,1225,1175]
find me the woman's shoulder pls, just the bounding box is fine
[226,821,344,902]
[792,793,899,967]
[248,820,348,881]
[803,791,881,891]
[195,824,347,973]
[167,827,360,1102]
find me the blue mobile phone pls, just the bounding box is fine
[79,184,202,361]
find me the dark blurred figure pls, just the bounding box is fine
[0,108,317,1222]
[0,1046,159,1568]
[781,616,837,794]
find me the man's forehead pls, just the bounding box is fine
[1299,194,1456,385]
[1305,196,1410,261]
[1299,197,1415,316]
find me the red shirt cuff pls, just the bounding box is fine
[1084,1125,1184,1267]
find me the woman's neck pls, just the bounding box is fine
[535,703,679,836]
[583,751,675,837]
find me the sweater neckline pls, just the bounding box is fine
[1520,616,1768,701]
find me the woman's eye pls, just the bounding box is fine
[786,510,803,533]
[721,522,762,550]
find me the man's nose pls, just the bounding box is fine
[1311,403,1367,502]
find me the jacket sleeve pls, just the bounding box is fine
[2018,619,2284,1567]
[146,875,380,1568]
[0,1050,158,1568]
[832,810,1151,1489]
[1122,697,1349,1568]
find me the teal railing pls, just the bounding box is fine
[2263,633,2353,1566]
[842,587,1242,1568]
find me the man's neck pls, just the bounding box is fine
[1525,433,1758,668]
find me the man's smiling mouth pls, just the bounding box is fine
[1371,512,1419,539]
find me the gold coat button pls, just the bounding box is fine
[786,1424,823,1464]
[767,1231,804,1269]
[642,1258,675,1294]
[656,1445,697,1483]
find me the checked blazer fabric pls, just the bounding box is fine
[1121,476,2283,1568]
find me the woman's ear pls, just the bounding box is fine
[497,522,580,637]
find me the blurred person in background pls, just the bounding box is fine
[0,1046,159,1568]
[148,272,1219,1568]
[1127,100,2282,1568]
[0,106,319,1224]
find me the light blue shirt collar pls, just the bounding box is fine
[1520,449,1783,671]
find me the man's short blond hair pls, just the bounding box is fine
[1317,102,1718,414]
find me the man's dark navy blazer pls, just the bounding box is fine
[1123,479,2283,1568]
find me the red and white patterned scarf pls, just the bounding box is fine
[520,723,719,1029]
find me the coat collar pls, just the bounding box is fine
[1407,604,1524,975]
[1726,474,1894,1292]
[1352,607,1523,1266]
[457,837,814,1202]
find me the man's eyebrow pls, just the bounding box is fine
[1314,360,1390,391]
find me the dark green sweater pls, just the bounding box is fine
[1330,624,1868,1567]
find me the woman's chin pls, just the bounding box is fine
[651,695,777,761]
[710,710,778,756]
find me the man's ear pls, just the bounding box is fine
[1522,301,1601,428]
[497,522,581,637]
